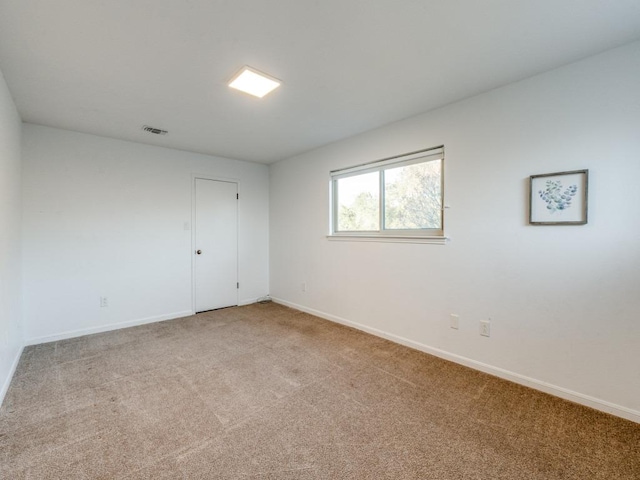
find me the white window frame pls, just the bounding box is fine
[328,146,446,244]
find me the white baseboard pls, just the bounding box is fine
[239,297,264,306]
[272,297,640,424]
[0,344,24,408]
[25,310,194,346]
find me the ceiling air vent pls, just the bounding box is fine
[142,125,168,135]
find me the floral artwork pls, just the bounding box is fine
[538,180,578,213]
[529,170,588,225]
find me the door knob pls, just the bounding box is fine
[196,250,202,255]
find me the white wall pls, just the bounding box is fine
[0,67,23,403]
[270,41,640,421]
[22,125,269,342]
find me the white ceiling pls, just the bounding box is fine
[1,1,639,164]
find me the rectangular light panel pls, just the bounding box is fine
[228,66,281,98]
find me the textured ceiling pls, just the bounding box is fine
[1,0,640,163]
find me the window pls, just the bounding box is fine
[330,147,444,240]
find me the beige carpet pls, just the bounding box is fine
[1,303,638,479]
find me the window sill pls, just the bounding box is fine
[326,234,448,245]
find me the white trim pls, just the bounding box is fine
[271,297,640,424]
[0,345,24,407]
[238,296,267,306]
[327,235,448,245]
[25,310,194,346]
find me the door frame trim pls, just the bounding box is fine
[191,173,240,314]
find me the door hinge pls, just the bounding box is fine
[237,282,239,289]
[236,193,239,200]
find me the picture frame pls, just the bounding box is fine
[529,169,588,225]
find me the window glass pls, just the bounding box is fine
[384,160,441,230]
[336,172,379,231]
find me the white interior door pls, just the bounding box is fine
[194,178,238,312]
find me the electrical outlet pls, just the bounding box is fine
[480,319,490,337]
[100,296,108,308]
[301,282,307,292]
[450,314,459,330]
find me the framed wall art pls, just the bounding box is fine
[529,169,588,225]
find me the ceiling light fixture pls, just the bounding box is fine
[228,66,281,98]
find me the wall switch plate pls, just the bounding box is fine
[100,296,108,308]
[450,314,459,329]
[301,282,307,292]
[480,319,490,337]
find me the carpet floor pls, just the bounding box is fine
[1,303,638,479]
